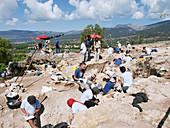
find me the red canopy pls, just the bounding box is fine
[35,35,48,40]
[90,34,102,39]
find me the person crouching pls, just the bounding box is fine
[21,95,41,128]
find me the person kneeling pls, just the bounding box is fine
[67,98,87,124]
[79,87,100,108]
[102,77,117,95]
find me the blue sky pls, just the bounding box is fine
[0,0,169,32]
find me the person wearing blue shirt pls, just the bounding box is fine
[114,47,120,53]
[73,62,90,92]
[54,38,60,53]
[102,77,117,94]
[74,63,86,81]
[114,58,122,66]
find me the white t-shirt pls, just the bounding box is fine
[94,41,101,48]
[79,89,93,103]
[105,71,117,78]
[145,48,151,55]
[118,43,121,49]
[120,72,133,87]
[108,47,113,54]
[80,43,86,54]
[72,102,87,114]
[127,44,131,50]
[123,56,132,62]
[21,98,41,115]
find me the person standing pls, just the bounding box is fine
[80,41,87,63]
[126,41,131,53]
[54,38,60,53]
[21,95,41,128]
[85,35,93,61]
[94,37,101,61]
[117,41,121,51]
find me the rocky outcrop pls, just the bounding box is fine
[71,76,170,128]
[123,55,170,79]
[1,41,170,128]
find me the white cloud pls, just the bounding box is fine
[65,0,139,21]
[141,0,170,19]
[132,11,144,19]
[0,0,18,22]
[5,18,18,26]
[23,0,63,22]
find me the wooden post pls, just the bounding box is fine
[109,33,112,45]
[15,49,37,82]
[27,33,38,45]
[18,49,39,86]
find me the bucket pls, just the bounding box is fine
[73,65,77,70]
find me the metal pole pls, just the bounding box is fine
[18,49,39,86]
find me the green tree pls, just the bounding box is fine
[0,36,12,65]
[131,40,135,45]
[138,38,144,44]
[0,63,6,74]
[80,24,105,42]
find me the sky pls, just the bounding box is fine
[0,0,170,32]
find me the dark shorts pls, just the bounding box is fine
[123,86,129,93]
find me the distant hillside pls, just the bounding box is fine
[0,20,169,43]
[0,30,80,43]
[105,26,136,38]
[106,20,170,38]
[130,20,170,38]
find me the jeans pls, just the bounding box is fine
[86,47,91,60]
[123,86,129,93]
[56,48,60,53]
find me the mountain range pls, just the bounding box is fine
[0,20,169,43]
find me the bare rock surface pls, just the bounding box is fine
[0,41,170,128]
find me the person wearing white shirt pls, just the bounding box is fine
[117,41,121,51]
[103,69,117,78]
[79,89,93,103]
[80,88,99,108]
[80,41,87,62]
[21,95,41,128]
[144,47,151,55]
[140,47,151,58]
[94,38,101,61]
[67,98,87,124]
[120,66,133,93]
[108,47,114,55]
[126,41,131,53]
[123,54,132,63]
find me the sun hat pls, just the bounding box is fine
[67,98,76,107]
